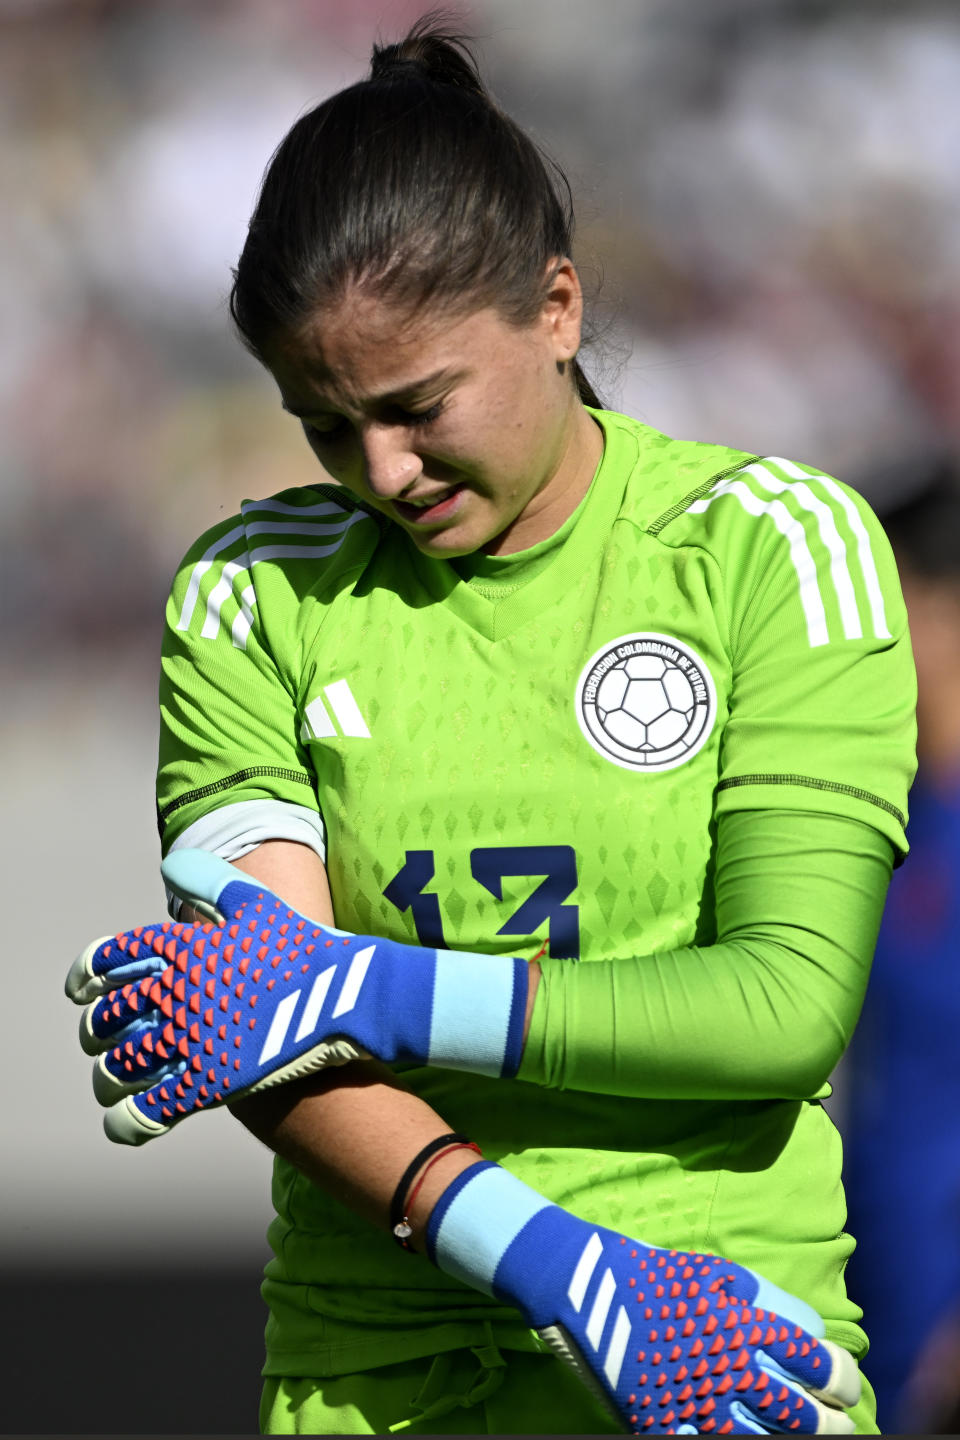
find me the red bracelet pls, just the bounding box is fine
[392,1141,482,1249]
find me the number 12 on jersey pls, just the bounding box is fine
[383,845,580,959]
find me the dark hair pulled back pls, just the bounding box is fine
[230,13,600,406]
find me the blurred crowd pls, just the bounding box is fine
[5,0,960,661]
[5,0,960,1431]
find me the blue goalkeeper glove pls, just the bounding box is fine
[428,1162,860,1435]
[65,850,527,1144]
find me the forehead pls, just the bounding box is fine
[265,292,531,409]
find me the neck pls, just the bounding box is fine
[484,403,604,556]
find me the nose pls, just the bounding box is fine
[360,424,422,500]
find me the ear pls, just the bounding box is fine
[540,258,584,362]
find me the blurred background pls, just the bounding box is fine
[4,0,960,1431]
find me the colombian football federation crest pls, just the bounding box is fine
[576,633,716,771]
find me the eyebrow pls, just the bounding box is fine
[281,366,465,418]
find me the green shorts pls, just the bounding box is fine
[260,1337,878,1435]
[260,1339,619,1435]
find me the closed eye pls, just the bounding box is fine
[303,417,349,447]
[303,402,446,448]
[402,401,445,428]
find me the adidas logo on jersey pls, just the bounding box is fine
[300,680,370,741]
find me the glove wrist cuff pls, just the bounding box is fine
[424,951,529,1077]
[425,1160,552,1302]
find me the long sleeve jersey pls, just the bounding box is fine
[156,409,915,1380]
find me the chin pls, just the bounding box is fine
[409,528,482,558]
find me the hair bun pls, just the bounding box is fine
[369,17,486,98]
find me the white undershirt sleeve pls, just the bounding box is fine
[164,798,327,916]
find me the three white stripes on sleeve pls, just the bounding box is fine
[687,458,889,649]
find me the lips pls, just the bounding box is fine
[392,484,466,525]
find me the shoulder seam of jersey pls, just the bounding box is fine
[645,455,895,650]
[284,483,383,521]
[717,773,904,828]
[646,455,763,536]
[157,766,315,835]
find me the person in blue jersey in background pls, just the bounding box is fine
[842,460,960,1434]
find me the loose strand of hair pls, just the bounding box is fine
[371,10,486,96]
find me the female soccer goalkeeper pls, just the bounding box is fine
[69,16,915,1435]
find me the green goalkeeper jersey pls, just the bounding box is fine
[157,410,915,1378]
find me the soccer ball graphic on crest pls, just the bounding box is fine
[597,653,693,750]
[576,633,716,771]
